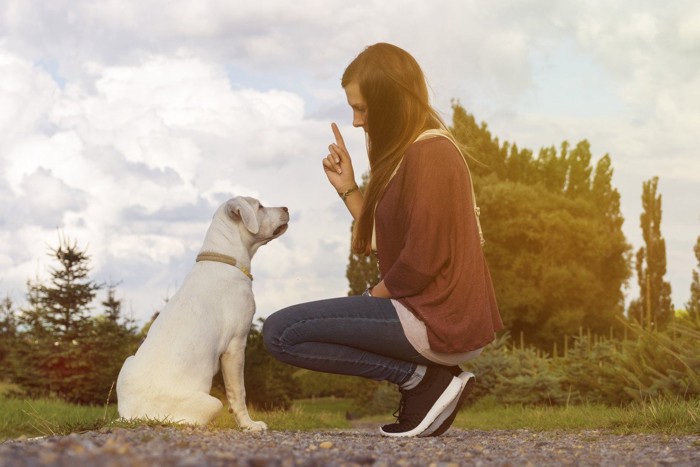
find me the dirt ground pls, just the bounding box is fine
[1,426,699,466]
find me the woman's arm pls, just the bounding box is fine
[323,123,363,220]
[368,279,391,298]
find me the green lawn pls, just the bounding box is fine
[1,392,697,441]
[452,396,700,434]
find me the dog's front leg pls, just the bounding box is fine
[220,338,268,432]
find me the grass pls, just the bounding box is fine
[449,396,700,435]
[211,397,352,431]
[0,397,119,440]
[0,396,353,441]
[1,391,697,442]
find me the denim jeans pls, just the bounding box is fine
[262,296,438,386]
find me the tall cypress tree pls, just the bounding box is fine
[565,140,593,198]
[630,177,673,330]
[589,154,631,325]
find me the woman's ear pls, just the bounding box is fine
[226,197,260,234]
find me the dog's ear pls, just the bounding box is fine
[226,197,260,234]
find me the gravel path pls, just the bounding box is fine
[1,425,698,466]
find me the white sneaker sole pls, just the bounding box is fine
[419,371,475,437]
[379,376,463,438]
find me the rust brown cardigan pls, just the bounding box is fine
[375,137,503,353]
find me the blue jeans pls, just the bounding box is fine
[263,296,438,386]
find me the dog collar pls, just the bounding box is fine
[196,252,253,281]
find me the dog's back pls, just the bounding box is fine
[115,196,288,428]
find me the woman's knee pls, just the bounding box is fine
[262,310,284,354]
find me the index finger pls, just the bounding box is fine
[331,122,346,149]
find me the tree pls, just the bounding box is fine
[212,318,299,411]
[345,173,380,296]
[90,284,140,403]
[564,140,593,198]
[629,177,673,330]
[13,236,137,403]
[589,154,632,324]
[20,235,102,339]
[0,295,18,380]
[687,236,700,321]
[478,178,626,348]
[347,103,632,350]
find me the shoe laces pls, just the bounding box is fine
[392,389,407,421]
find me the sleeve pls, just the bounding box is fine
[383,141,467,297]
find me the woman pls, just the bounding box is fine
[263,43,503,438]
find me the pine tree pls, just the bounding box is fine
[630,177,673,330]
[25,235,102,339]
[90,284,139,403]
[687,236,700,321]
[14,236,103,400]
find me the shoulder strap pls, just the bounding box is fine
[414,130,485,247]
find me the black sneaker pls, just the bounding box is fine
[420,371,475,437]
[379,366,462,437]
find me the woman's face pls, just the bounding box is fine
[344,81,368,132]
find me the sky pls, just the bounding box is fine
[1,0,699,326]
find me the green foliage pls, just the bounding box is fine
[448,103,631,350]
[212,318,300,412]
[462,319,700,407]
[630,177,674,330]
[293,369,369,399]
[452,397,699,434]
[0,296,17,377]
[345,381,400,418]
[476,177,627,347]
[687,236,700,321]
[0,397,119,440]
[7,236,139,405]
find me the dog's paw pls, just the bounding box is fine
[241,420,268,432]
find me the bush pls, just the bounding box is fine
[461,319,700,407]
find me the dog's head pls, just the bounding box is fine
[225,196,289,248]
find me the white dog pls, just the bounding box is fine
[116,196,289,430]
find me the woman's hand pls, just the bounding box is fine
[367,280,391,298]
[323,123,357,193]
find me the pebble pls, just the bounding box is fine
[0,427,698,466]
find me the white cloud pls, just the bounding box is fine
[0,46,358,322]
[0,0,698,321]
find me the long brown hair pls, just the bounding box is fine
[342,43,447,255]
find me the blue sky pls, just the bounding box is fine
[1,0,698,324]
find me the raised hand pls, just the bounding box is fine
[323,123,357,193]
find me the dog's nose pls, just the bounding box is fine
[282,207,288,212]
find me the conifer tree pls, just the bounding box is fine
[630,177,673,330]
[687,236,700,321]
[23,236,102,339]
[12,236,138,403]
[14,236,103,400]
